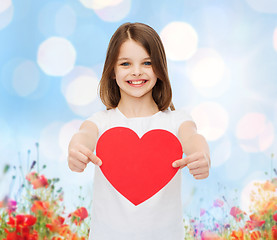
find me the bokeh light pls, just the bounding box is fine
[59,119,83,160]
[61,66,99,107]
[39,122,64,161]
[12,60,40,97]
[186,48,226,88]
[236,112,274,152]
[160,22,198,61]
[0,0,11,13]
[93,0,131,22]
[37,37,76,76]
[211,137,231,167]
[274,27,277,52]
[79,0,123,10]
[38,2,76,37]
[191,102,229,141]
[55,5,76,37]
[245,0,277,13]
[65,76,98,106]
[0,0,13,30]
[240,178,268,214]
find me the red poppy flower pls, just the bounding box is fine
[245,213,265,230]
[6,214,37,239]
[272,225,277,240]
[68,207,88,226]
[31,200,51,217]
[273,212,277,222]
[230,206,245,222]
[3,229,18,240]
[230,228,244,240]
[7,214,36,228]
[250,230,261,240]
[45,216,65,233]
[26,172,49,189]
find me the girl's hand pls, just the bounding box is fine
[68,144,102,172]
[172,152,210,179]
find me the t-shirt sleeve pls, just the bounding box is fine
[86,110,106,134]
[174,108,194,133]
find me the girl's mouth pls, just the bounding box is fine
[127,80,148,86]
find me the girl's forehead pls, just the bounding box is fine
[118,39,149,58]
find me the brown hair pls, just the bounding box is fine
[99,22,175,111]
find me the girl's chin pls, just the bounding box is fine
[120,89,153,99]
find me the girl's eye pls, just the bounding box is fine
[121,62,130,66]
[144,61,152,66]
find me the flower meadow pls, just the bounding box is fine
[0,144,276,240]
[0,144,90,240]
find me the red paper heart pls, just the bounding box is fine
[96,127,183,206]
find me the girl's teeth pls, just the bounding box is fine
[128,80,146,85]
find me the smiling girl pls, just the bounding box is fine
[68,22,210,240]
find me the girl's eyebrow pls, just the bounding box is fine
[117,57,151,61]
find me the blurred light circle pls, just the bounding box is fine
[245,0,277,13]
[38,2,76,37]
[1,57,50,100]
[186,48,226,88]
[79,0,123,10]
[59,119,83,160]
[191,102,229,141]
[236,113,274,152]
[0,0,11,13]
[40,122,64,161]
[66,76,98,105]
[0,1,13,30]
[194,68,231,99]
[12,60,40,97]
[274,28,277,52]
[160,22,198,61]
[55,5,76,37]
[37,37,76,76]
[93,0,131,22]
[240,179,267,214]
[61,66,99,106]
[211,137,231,167]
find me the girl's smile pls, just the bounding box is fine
[126,79,149,87]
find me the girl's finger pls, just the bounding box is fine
[68,160,86,172]
[69,149,90,164]
[193,172,209,180]
[89,153,102,166]
[172,159,186,168]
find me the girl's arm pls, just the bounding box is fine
[172,121,210,179]
[68,120,102,172]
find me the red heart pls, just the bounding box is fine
[96,127,183,206]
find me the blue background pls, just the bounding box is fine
[0,0,277,218]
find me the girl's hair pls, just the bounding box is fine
[99,22,175,111]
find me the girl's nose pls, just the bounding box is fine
[131,65,142,76]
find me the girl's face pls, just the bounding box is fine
[114,39,157,100]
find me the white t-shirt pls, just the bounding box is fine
[87,107,193,240]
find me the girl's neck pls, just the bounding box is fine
[117,96,159,118]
